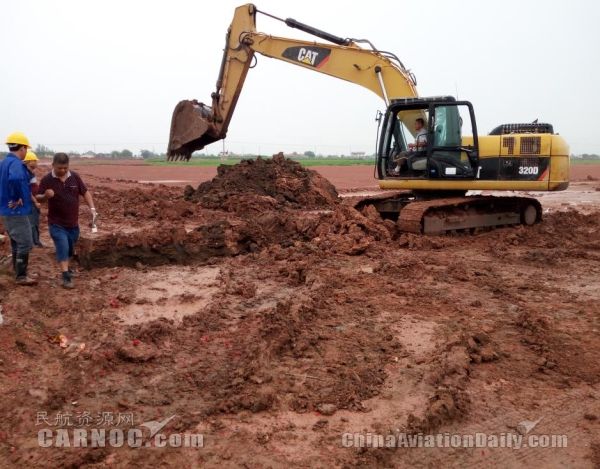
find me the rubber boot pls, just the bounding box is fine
[15,253,37,286]
[33,227,43,247]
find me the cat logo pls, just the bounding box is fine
[298,48,319,65]
[282,46,331,68]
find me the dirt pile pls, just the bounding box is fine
[185,153,340,212]
[79,156,390,268]
[481,209,600,259]
[77,185,198,233]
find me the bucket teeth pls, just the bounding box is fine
[167,100,222,160]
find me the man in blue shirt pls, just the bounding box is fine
[0,132,37,285]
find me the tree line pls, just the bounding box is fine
[0,145,163,160]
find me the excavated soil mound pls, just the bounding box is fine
[97,185,196,223]
[79,156,390,268]
[185,153,340,213]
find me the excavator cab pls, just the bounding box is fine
[378,96,479,181]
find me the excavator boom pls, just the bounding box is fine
[167,3,419,160]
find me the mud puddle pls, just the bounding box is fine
[117,266,220,325]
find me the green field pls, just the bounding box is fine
[147,157,377,167]
[147,157,599,167]
[65,156,599,168]
[571,158,600,165]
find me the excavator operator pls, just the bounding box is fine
[391,118,428,175]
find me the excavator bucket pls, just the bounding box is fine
[167,100,224,161]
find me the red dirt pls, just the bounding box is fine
[67,159,600,191]
[1,157,599,468]
[187,154,341,211]
[68,160,382,191]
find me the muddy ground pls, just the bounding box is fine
[67,158,600,189]
[0,158,599,468]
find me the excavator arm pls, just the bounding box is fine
[167,3,420,160]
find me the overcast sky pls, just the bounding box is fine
[2,0,599,156]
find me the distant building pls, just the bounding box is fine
[80,153,95,159]
[350,151,366,158]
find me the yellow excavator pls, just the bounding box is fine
[167,4,570,233]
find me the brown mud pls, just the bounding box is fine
[68,159,600,189]
[0,157,599,468]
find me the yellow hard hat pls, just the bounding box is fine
[25,150,38,161]
[5,132,31,148]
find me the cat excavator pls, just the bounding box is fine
[167,4,570,233]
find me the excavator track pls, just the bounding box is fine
[398,196,542,234]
